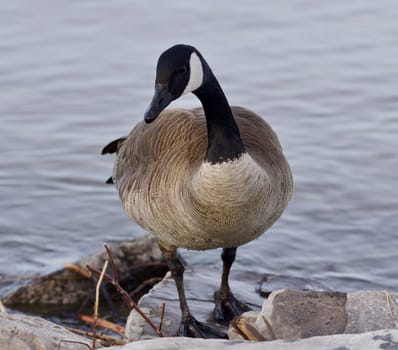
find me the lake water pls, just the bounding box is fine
[1,1,398,299]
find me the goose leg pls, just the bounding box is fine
[213,247,252,324]
[159,242,226,338]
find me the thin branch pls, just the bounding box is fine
[87,245,164,337]
[104,244,119,281]
[158,302,166,332]
[110,273,164,337]
[129,277,164,299]
[93,260,108,350]
[230,316,266,341]
[79,314,125,336]
[64,263,92,278]
[86,265,113,282]
[67,327,126,346]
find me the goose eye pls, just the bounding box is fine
[176,67,188,75]
[169,67,189,97]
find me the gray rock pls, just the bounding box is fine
[236,289,398,341]
[0,312,96,350]
[126,307,152,341]
[3,234,166,306]
[107,329,398,350]
[345,290,398,333]
[256,289,347,340]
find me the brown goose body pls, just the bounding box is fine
[111,106,293,250]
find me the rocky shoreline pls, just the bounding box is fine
[2,234,167,307]
[1,234,398,350]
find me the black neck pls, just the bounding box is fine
[193,69,246,164]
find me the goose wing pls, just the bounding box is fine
[112,108,207,197]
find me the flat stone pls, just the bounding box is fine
[108,329,398,350]
[0,312,96,350]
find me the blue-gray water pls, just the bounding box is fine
[1,1,398,298]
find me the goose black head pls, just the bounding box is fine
[144,44,205,123]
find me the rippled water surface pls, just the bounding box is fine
[1,1,398,297]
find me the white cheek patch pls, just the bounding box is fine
[182,52,204,95]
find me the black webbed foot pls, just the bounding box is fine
[213,290,252,325]
[177,316,227,339]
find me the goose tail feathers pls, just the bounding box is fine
[101,137,127,155]
[102,136,127,184]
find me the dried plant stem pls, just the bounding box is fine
[101,268,163,337]
[104,244,118,281]
[64,263,92,278]
[67,327,126,346]
[231,316,266,341]
[129,277,164,299]
[87,244,164,337]
[79,314,125,336]
[92,260,109,350]
[158,302,166,332]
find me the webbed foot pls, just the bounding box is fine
[213,290,252,324]
[177,316,227,339]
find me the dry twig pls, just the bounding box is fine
[129,276,164,299]
[158,302,166,333]
[230,316,266,341]
[64,263,92,278]
[79,314,125,336]
[67,327,126,347]
[87,243,164,337]
[92,260,108,350]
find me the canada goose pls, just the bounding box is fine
[102,44,293,338]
